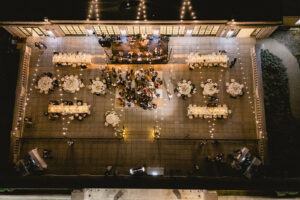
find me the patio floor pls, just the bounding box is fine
[19,36,258,176]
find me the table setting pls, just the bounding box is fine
[35,73,57,94]
[46,100,91,121]
[175,80,196,99]
[186,52,228,68]
[105,111,120,127]
[52,52,92,67]
[226,79,244,97]
[187,104,231,119]
[88,77,106,95]
[201,79,219,96]
[61,75,85,93]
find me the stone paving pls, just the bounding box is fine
[19,36,258,175]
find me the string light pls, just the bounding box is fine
[180,0,197,20]
[19,53,41,133]
[136,0,147,21]
[87,0,100,20]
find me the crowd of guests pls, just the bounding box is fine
[115,67,162,110]
[98,66,162,110]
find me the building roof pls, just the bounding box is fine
[0,0,286,22]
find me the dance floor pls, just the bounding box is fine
[19,36,259,175]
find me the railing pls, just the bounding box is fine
[250,47,267,163]
[11,45,31,163]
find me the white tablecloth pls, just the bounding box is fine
[91,80,106,94]
[187,105,229,118]
[178,82,192,95]
[48,104,90,114]
[226,82,244,97]
[186,52,228,67]
[202,81,219,96]
[53,52,92,65]
[105,112,120,127]
[62,75,84,93]
[37,76,53,94]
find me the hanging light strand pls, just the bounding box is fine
[136,0,147,21]
[180,0,196,20]
[87,0,99,21]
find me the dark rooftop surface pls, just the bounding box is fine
[0,0,294,22]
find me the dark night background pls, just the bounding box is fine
[0,0,295,21]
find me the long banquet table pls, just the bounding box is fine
[52,52,92,65]
[48,104,90,114]
[186,52,228,67]
[187,104,229,118]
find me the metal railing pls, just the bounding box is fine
[250,47,267,163]
[11,45,31,163]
